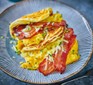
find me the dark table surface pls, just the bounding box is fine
[0,0,93,85]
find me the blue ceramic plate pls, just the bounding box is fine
[0,0,92,84]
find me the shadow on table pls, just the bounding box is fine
[9,0,22,2]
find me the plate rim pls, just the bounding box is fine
[0,0,93,84]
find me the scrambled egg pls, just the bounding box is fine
[16,40,24,51]
[66,39,80,65]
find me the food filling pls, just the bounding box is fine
[10,8,80,76]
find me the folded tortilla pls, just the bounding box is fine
[9,8,53,38]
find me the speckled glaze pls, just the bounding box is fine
[0,0,92,84]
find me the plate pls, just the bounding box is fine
[0,0,92,84]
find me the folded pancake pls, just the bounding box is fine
[9,8,80,70]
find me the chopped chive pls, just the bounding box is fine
[10,37,14,40]
[0,36,4,39]
[20,62,24,64]
[27,27,31,31]
[49,54,52,57]
[10,40,17,44]
[27,68,32,70]
[59,41,62,46]
[50,47,52,49]
[45,28,48,31]
[56,11,59,13]
[61,14,62,17]
[78,53,81,56]
[40,50,43,52]
[42,33,45,37]
[42,31,47,38]
[72,50,75,54]
[15,51,20,55]
[13,46,21,55]
[27,61,30,64]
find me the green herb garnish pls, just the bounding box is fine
[72,50,75,54]
[0,36,4,39]
[45,28,48,31]
[50,47,52,49]
[27,27,31,31]
[56,11,59,13]
[61,14,62,17]
[49,54,52,57]
[20,62,24,64]
[40,50,43,52]
[42,31,47,38]
[59,41,62,46]
[10,37,14,40]
[27,68,32,70]
[15,51,21,55]
[27,61,31,64]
